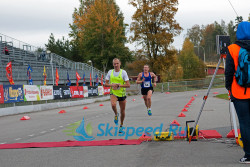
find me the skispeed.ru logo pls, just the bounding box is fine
[64,116,95,141]
[64,116,187,141]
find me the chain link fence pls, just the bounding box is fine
[128,75,225,94]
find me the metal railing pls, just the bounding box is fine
[0,33,104,84]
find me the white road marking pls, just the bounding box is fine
[29,134,34,137]
[59,126,64,128]
[50,128,55,131]
[0,142,6,144]
[15,138,21,141]
[40,131,47,134]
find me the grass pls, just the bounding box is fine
[215,93,228,100]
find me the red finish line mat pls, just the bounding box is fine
[199,130,222,139]
[174,130,222,139]
[0,139,143,149]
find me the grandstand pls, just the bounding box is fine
[0,33,104,85]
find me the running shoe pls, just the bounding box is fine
[148,109,152,116]
[239,157,250,164]
[114,113,119,125]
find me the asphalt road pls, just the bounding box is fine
[0,88,246,167]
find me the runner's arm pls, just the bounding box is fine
[136,73,145,84]
[151,73,157,87]
[119,80,130,88]
[104,80,118,89]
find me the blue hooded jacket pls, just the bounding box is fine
[236,21,250,40]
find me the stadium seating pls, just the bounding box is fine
[0,33,103,85]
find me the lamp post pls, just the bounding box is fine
[47,50,53,85]
[194,46,205,64]
[88,60,94,86]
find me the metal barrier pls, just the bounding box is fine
[156,76,225,93]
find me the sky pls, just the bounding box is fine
[0,0,249,51]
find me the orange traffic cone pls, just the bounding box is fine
[170,120,180,126]
[83,106,89,109]
[20,116,30,120]
[178,112,186,117]
[58,110,66,114]
[99,104,104,106]
[132,99,136,101]
[195,94,198,97]
[182,108,188,112]
[165,92,170,94]
[184,105,189,108]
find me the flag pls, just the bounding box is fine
[76,71,81,86]
[43,66,47,85]
[95,74,99,86]
[90,73,92,86]
[27,65,33,85]
[83,72,86,86]
[6,62,14,85]
[55,68,59,86]
[101,74,103,86]
[67,71,71,86]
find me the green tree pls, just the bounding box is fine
[45,33,73,60]
[129,0,182,74]
[72,0,131,73]
[187,24,202,47]
[227,20,236,43]
[178,38,205,79]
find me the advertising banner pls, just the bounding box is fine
[88,86,98,97]
[70,86,84,98]
[103,87,110,95]
[98,86,104,96]
[53,86,71,99]
[40,86,53,100]
[0,85,5,104]
[83,86,88,98]
[3,85,24,103]
[23,85,41,101]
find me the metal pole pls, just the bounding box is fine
[51,54,54,85]
[161,83,163,93]
[189,56,222,143]
[230,101,238,138]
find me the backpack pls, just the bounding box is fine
[235,47,250,94]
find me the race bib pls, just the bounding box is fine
[144,81,150,88]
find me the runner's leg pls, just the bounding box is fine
[111,95,118,115]
[147,90,153,109]
[119,100,126,126]
[143,95,148,108]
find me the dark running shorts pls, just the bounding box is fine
[110,94,127,101]
[141,87,154,95]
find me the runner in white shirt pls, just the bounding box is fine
[104,58,130,133]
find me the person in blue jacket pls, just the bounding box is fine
[225,21,250,164]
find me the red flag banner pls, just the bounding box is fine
[76,71,81,86]
[55,68,59,86]
[90,73,92,86]
[6,62,14,85]
[101,74,103,86]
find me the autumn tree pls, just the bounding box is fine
[178,38,205,79]
[71,0,131,74]
[129,0,182,75]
